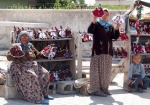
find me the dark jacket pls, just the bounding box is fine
[88,22,120,56]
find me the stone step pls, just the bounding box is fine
[0,50,9,56]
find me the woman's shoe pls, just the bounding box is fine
[44,95,54,100]
[41,100,49,104]
[94,91,107,97]
[103,90,112,95]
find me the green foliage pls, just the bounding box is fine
[78,0,85,4]
[35,0,56,8]
[4,0,130,10]
[11,3,29,9]
[54,0,61,9]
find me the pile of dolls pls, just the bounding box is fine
[41,44,73,59]
[9,43,25,58]
[117,28,128,41]
[79,31,93,42]
[131,40,150,54]
[144,65,150,75]
[129,20,150,35]
[112,47,127,58]
[49,66,72,83]
[13,26,73,41]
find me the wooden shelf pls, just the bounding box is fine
[30,38,73,42]
[112,58,123,60]
[131,54,150,56]
[35,58,74,62]
[129,18,150,22]
[82,41,92,43]
[130,34,150,36]
[112,40,128,42]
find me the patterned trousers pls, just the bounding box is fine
[9,61,50,104]
[88,54,112,93]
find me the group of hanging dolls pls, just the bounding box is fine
[49,66,72,83]
[13,26,73,59]
[41,44,73,59]
[13,25,72,41]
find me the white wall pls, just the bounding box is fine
[0,9,126,50]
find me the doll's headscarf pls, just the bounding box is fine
[17,31,31,53]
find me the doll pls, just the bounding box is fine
[33,28,39,39]
[64,47,73,58]
[59,26,65,38]
[137,44,143,53]
[120,47,127,58]
[120,28,128,40]
[38,28,47,39]
[92,4,104,17]
[48,47,57,60]
[65,27,72,38]
[49,71,54,82]
[65,69,72,81]
[112,47,117,58]
[50,27,58,39]
[112,11,124,24]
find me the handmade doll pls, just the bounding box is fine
[141,45,147,54]
[45,31,51,39]
[143,25,147,34]
[53,71,59,81]
[137,44,143,53]
[112,47,117,58]
[145,44,150,53]
[38,28,47,39]
[116,47,122,58]
[120,28,128,40]
[48,47,57,60]
[120,47,127,58]
[82,32,89,42]
[65,27,72,38]
[49,71,54,82]
[64,47,73,58]
[10,43,24,57]
[132,43,138,54]
[41,45,52,58]
[59,26,66,38]
[148,25,150,34]
[112,12,124,24]
[92,4,104,17]
[33,28,39,39]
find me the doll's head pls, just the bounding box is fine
[132,54,141,65]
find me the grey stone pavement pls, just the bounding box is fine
[0,52,150,105]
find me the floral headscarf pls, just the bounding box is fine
[17,31,31,53]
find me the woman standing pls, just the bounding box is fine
[7,31,53,104]
[87,9,121,97]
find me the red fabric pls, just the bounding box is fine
[92,8,104,17]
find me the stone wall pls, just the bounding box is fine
[0,9,126,50]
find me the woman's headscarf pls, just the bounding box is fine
[17,31,31,53]
[97,8,110,31]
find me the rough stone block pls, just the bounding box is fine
[123,79,128,91]
[0,85,5,97]
[57,81,76,95]
[5,85,21,99]
[6,74,14,87]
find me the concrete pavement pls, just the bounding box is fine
[0,55,150,105]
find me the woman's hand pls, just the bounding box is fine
[93,16,97,24]
[115,23,121,30]
[128,80,132,85]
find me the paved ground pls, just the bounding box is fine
[0,55,150,105]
